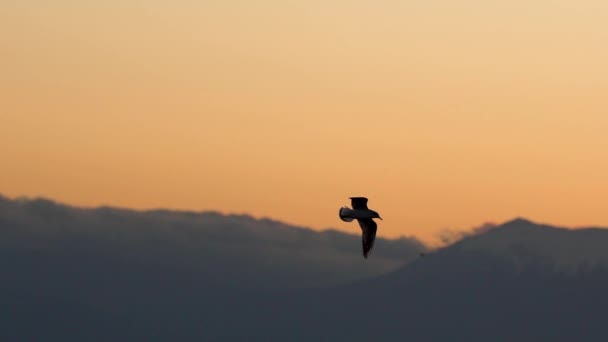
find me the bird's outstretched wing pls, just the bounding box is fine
[357,218,377,259]
[350,197,368,210]
[339,206,355,222]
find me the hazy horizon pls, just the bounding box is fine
[0,192,601,247]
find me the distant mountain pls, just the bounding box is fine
[0,194,427,340]
[446,217,608,272]
[0,194,425,289]
[4,195,608,341]
[245,218,608,341]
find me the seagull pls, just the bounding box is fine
[339,197,382,259]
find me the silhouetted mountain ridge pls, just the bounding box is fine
[3,193,608,341]
[0,194,426,290]
[230,218,608,341]
[444,217,608,273]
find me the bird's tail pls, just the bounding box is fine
[339,207,355,222]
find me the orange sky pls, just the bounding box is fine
[2,1,608,243]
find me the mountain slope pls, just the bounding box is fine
[0,194,426,290]
[447,217,608,272]
[0,194,427,341]
[218,218,608,342]
[4,195,608,341]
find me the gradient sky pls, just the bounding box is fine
[2,0,608,243]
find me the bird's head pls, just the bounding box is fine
[372,211,383,220]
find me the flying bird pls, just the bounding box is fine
[339,197,382,259]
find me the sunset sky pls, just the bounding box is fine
[2,0,608,243]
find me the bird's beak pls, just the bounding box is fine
[379,216,383,220]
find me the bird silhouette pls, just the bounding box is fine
[339,197,382,259]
